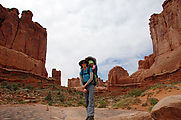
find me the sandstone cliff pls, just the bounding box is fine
[0,4,47,77]
[133,0,181,82]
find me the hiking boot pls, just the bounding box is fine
[87,116,94,120]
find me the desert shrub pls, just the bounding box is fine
[148,106,153,112]
[78,100,85,107]
[22,82,25,87]
[113,98,132,109]
[39,86,44,89]
[17,83,21,87]
[98,100,107,108]
[48,84,55,89]
[150,98,159,105]
[128,89,143,97]
[45,91,52,101]
[19,101,25,104]
[57,91,64,102]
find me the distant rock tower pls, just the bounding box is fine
[52,69,61,85]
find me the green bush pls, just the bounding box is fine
[150,98,159,105]
[98,100,107,108]
[57,91,64,102]
[39,86,44,89]
[113,98,131,109]
[22,82,25,87]
[148,106,153,112]
[17,83,21,87]
[19,101,25,104]
[45,91,52,101]
[78,100,85,107]
[128,89,143,97]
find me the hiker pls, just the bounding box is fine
[79,59,95,120]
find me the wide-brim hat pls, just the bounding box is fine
[79,60,88,66]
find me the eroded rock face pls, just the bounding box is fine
[151,95,181,120]
[133,0,181,82]
[138,54,155,69]
[150,0,181,57]
[0,4,47,77]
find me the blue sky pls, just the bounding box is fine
[1,0,163,86]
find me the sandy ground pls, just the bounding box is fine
[0,104,146,120]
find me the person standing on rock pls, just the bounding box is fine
[79,60,95,120]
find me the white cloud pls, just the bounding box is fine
[1,0,163,86]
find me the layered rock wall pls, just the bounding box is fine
[134,0,181,82]
[0,4,47,77]
[150,0,181,57]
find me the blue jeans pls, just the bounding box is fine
[84,84,95,117]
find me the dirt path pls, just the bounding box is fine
[0,104,149,120]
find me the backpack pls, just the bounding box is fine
[80,65,98,86]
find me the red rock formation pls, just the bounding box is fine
[138,54,155,69]
[68,77,80,88]
[0,4,47,77]
[130,0,181,83]
[150,0,181,57]
[52,69,61,85]
[108,66,129,86]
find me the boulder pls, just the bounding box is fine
[151,95,181,120]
